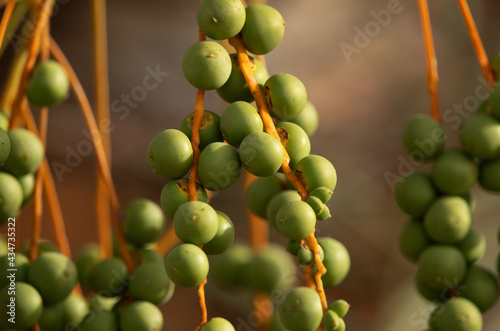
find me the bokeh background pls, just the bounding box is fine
[3,0,500,330]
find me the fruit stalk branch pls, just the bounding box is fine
[0,0,16,47]
[417,0,440,123]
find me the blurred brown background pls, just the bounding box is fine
[3,0,500,330]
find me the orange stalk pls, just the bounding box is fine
[156,225,180,256]
[49,38,134,272]
[91,0,113,259]
[0,0,16,47]
[244,171,268,249]
[456,0,495,87]
[306,233,327,312]
[194,278,208,331]
[29,170,43,262]
[188,89,205,201]
[228,35,308,200]
[417,0,440,123]
[304,264,316,289]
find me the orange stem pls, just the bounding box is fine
[306,233,327,312]
[195,278,208,331]
[188,89,205,201]
[304,264,316,289]
[49,38,134,272]
[228,35,308,200]
[456,0,495,87]
[244,171,268,249]
[417,0,440,123]
[29,170,43,262]
[156,225,180,256]
[0,0,16,47]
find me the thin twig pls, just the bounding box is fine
[0,0,16,48]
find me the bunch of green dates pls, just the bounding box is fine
[394,73,500,331]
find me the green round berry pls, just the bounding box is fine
[160,178,208,220]
[165,243,209,288]
[182,41,231,90]
[38,303,64,331]
[17,173,35,207]
[2,128,44,177]
[89,257,128,297]
[210,243,253,290]
[399,219,431,263]
[203,211,235,255]
[297,245,323,266]
[456,227,486,264]
[26,60,69,107]
[119,301,163,331]
[309,186,333,204]
[241,4,285,55]
[180,110,223,150]
[289,101,319,137]
[220,101,263,147]
[276,122,311,169]
[276,200,316,240]
[278,287,323,331]
[0,282,43,330]
[173,201,218,245]
[318,237,350,287]
[123,198,165,246]
[265,190,301,229]
[393,171,436,217]
[294,155,337,193]
[286,240,301,256]
[0,172,23,222]
[239,131,284,177]
[198,142,241,191]
[328,299,350,318]
[201,317,235,331]
[265,73,307,121]
[0,253,29,288]
[129,263,173,305]
[460,113,500,160]
[61,292,89,328]
[323,310,344,331]
[75,243,101,290]
[0,129,10,166]
[459,265,499,312]
[197,0,245,40]
[217,55,268,103]
[430,297,482,331]
[415,273,449,302]
[147,129,193,179]
[478,159,500,192]
[28,252,78,304]
[81,310,118,331]
[131,247,164,266]
[416,245,466,291]
[423,196,471,244]
[402,114,445,160]
[432,149,478,195]
[246,173,289,219]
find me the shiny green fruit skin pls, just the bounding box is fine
[278,287,323,331]
[416,245,466,291]
[2,128,44,177]
[180,110,223,150]
[197,0,246,40]
[309,186,333,204]
[241,4,285,55]
[203,211,235,255]
[432,149,478,195]
[247,244,296,294]
[297,245,323,266]
[129,263,173,305]
[210,243,253,290]
[239,131,284,177]
[160,178,208,220]
[424,196,471,244]
[289,101,319,137]
[478,159,500,192]
[89,257,128,297]
[173,201,218,245]
[318,237,350,287]
[276,201,316,240]
[456,227,486,264]
[81,310,118,331]
[265,73,307,121]
[294,155,337,193]
[220,101,263,147]
[328,299,350,318]
[18,173,35,207]
[459,265,499,312]
[429,297,482,331]
[165,243,209,288]
[26,60,69,107]
[276,122,311,169]
[28,252,78,304]
[402,114,445,160]
[393,171,436,217]
[0,253,29,289]
[147,129,193,179]
[415,273,449,302]
[0,129,10,165]
[198,142,242,191]
[217,55,268,103]
[75,244,101,290]
[399,219,431,262]
[0,282,43,330]
[323,310,344,331]
[182,41,231,90]
[0,172,23,222]
[123,198,165,246]
[246,173,289,219]
[119,301,163,331]
[265,190,301,229]
[460,113,500,160]
[61,294,89,330]
[201,317,235,331]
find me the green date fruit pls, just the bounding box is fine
[402,114,445,161]
[26,60,69,107]
[198,142,241,191]
[239,131,284,177]
[160,178,208,220]
[180,110,223,150]
[0,282,43,330]
[173,201,219,246]
[164,243,209,288]
[265,73,307,121]
[241,4,285,55]
[197,0,246,40]
[278,287,323,331]
[2,128,44,177]
[147,129,193,179]
[123,198,165,246]
[220,101,263,147]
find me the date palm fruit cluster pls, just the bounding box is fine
[394,56,500,331]
[145,0,350,329]
[0,60,69,224]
